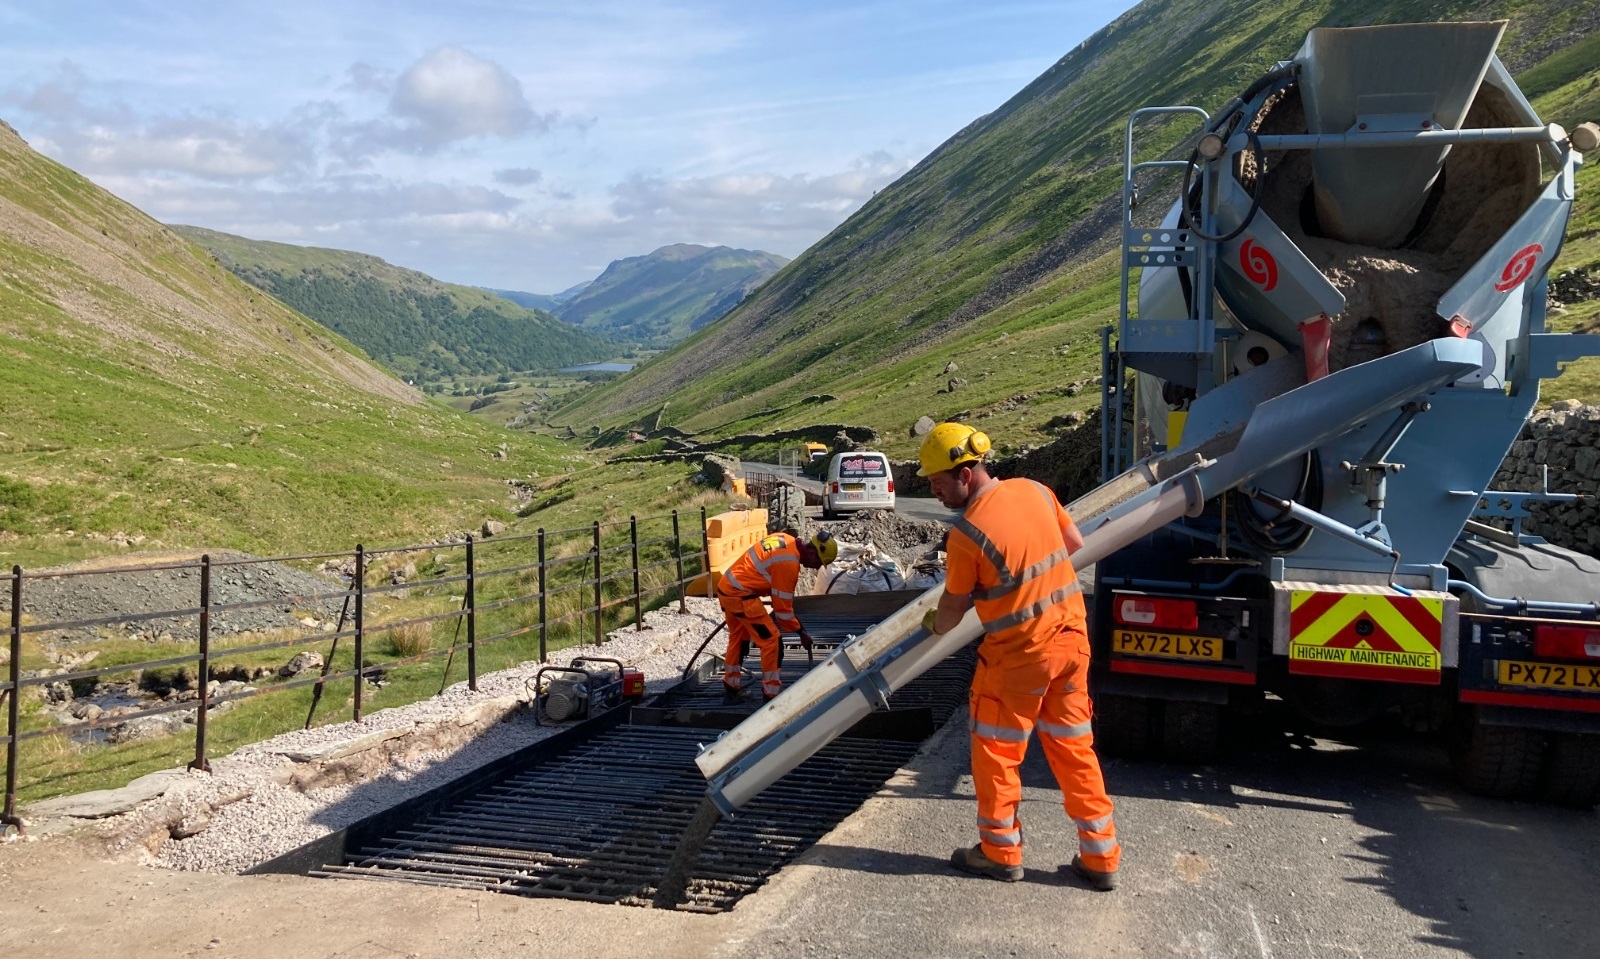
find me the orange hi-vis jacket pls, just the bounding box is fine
[717,533,804,633]
[945,478,1086,658]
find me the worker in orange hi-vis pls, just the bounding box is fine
[918,422,1121,890]
[716,529,838,701]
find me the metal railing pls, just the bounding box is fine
[0,508,713,832]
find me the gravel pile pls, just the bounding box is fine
[828,509,949,566]
[83,597,725,874]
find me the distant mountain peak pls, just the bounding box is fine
[553,244,789,346]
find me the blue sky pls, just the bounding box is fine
[1,1,1139,292]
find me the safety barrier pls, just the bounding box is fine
[687,507,769,597]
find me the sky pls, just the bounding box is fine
[0,0,1139,293]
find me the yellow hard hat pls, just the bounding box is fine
[810,529,838,565]
[917,422,991,477]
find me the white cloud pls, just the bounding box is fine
[609,151,913,233]
[389,46,544,144]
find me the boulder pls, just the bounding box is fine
[279,650,324,678]
[911,416,936,437]
[482,519,507,537]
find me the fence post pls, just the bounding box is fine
[353,544,366,722]
[3,567,23,834]
[592,521,603,646]
[630,516,642,630]
[672,511,687,613]
[189,556,212,773]
[700,506,711,594]
[466,534,478,692]
[537,528,547,662]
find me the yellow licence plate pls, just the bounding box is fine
[1112,630,1223,661]
[1498,660,1600,692]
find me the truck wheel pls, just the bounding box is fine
[1540,733,1600,808]
[1092,693,1156,759]
[1451,709,1546,800]
[1162,701,1223,764]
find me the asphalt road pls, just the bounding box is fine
[724,701,1600,959]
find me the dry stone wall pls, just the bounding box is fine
[1491,400,1600,557]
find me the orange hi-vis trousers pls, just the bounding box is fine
[968,628,1120,871]
[719,595,784,699]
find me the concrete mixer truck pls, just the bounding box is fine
[1092,20,1600,805]
[690,20,1600,817]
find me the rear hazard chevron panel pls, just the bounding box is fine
[1272,584,1458,685]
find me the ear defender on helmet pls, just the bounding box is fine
[917,422,991,477]
[950,430,990,463]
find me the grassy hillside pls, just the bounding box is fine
[0,121,601,569]
[558,0,1600,462]
[556,244,789,346]
[175,226,614,381]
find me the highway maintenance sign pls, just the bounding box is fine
[1286,589,1445,685]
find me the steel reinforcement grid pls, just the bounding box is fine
[256,593,978,913]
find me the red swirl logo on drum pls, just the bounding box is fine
[1494,244,1543,293]
[1240,239,1278,292]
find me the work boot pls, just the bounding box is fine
[1062,855,1117,891]
[949,844,1023,882]
[722,684,744,703]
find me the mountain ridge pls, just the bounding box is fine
[174,226,614,381]
[551,243,788,345]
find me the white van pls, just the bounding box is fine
[822,451,895,518]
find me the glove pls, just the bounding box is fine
[921,608,943,636]
[799,631,815,651]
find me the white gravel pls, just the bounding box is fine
[88,597,726,874]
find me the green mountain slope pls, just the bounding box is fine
[559,0,1600,458]
[0,121,584,566]
[175,226,614,381]
[556,244,788,345]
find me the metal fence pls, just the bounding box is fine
[0,508,713,832]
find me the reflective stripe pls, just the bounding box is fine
[1074,814,1113,834]
[1039,718,1093,740]
[970,719,1030,743]
[981,582,1084,634]
[981,830,1022,847]
[977,815,1014,829]
[953,517,1017,596]
[754,552,798,576]
[973,547,1072,601]
[1080,836,1119,855]
[722,569,752,594]
[763,671,783,680]
[772,589,794,600]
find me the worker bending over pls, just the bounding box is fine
[717,529,837,701]
[919,422,1121,890]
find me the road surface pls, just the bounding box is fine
[5,697,1595,959]
[744,462,958,525]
